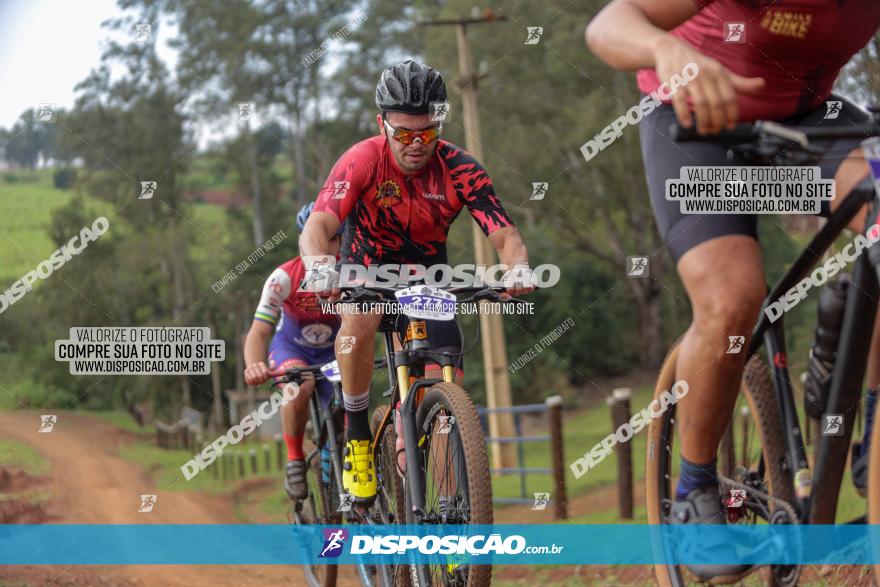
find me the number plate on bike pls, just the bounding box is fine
[319,360,342,382]
[395,286,456,321]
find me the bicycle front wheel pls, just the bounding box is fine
[295,447,340,587]
[408,382,493,587]
[867,397,880,584]
[372,404,410,587]
[645,346,796,587]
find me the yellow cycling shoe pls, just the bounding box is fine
[342,439,377,505]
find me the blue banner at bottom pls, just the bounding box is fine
[0,524,878,565]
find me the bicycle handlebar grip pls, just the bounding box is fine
[669,122,759,143]
[669,123,701,143]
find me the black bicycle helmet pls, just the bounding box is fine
[375,60,447,115]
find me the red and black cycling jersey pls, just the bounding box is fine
[637,0,880,121]
[313,135,514,266]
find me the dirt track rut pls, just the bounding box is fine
[0,410,359,586]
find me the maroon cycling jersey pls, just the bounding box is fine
[637,0,880,121]
[313,135,514,265]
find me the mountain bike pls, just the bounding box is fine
[645,114,880,586]
[270,356,395,587]
[332,282,518,587]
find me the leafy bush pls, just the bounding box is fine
[53,168,77,189]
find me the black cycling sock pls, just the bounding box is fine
[676,456,718,501]
[343,389,372,442]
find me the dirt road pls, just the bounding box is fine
[0,410,359,587]
[1,409,872,587]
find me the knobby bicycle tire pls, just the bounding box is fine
[646,347,795,586]
[372,405,411,587]
[408,382,493,587]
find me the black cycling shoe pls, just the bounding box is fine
[284,459,308,500]
[668,486,754,584]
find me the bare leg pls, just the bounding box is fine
[675,236,766,463]
[280,379,313,439]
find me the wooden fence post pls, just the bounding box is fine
[546,395,567,520]
[609,388,633,519]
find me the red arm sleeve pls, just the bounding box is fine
[444,144,514,236]
[313,140,378,222]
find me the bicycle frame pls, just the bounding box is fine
[745,184,880,523]
[306,379,345,501]
[371,314,459,524]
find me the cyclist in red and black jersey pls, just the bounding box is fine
[588,0,880,581]
[299,60,535,505]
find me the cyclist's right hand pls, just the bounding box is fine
[652,35,765,135]
[244,361,271,386]
[319,286,342,302]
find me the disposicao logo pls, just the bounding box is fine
[319,528,348,558]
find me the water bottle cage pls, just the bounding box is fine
[804,353,833,418]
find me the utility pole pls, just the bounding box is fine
[420,11,516,469]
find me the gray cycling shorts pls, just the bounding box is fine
[640,95,872,262]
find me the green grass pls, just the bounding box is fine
[259,489,289,516]
[488,373,868,525]
[0,438,50,475]
[70,409,152,438]
[0,172,77,283]
[0,169,235,286]
[117,437,282,493]
[488,383,656,505]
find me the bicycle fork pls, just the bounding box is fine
[392,347,457,587]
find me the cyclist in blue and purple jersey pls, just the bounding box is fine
[243,203,342,500]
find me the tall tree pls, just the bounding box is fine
[61,8,199,407]
[839,31,880,105]
[418,0,672,367]
[162,0,272,246]
[258,0,356,207]
[4,110,44,169]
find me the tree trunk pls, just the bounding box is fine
[210,323,224,434]
[245,123,265,247]
[232,302,245,393]
[629,278,663,368]
[287,114,307,206]
[180,379,191,409]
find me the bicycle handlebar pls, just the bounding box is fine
[267,357,388,381]
[333,283,523,305]
[670,121,880,145]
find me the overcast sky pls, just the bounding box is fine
[0,0,177,129]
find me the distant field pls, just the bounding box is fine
[0,169,233,285]
[0,171,79,284]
